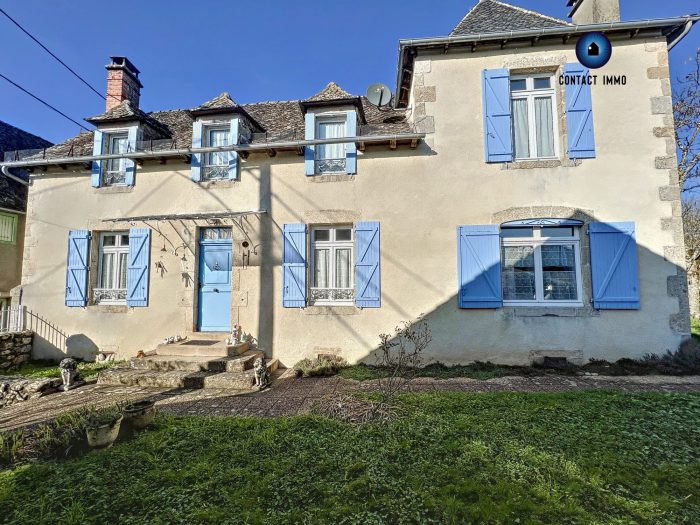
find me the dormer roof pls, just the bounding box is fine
[189,92,265,132]
[300,82,367,123]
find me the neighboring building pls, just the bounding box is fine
[0,120,51,309]
[1,0,697,365]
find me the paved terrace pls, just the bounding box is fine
[2,369,700,432]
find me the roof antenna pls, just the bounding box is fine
[365,83,393,110]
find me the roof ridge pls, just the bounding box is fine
[450,0,489,35]
[488,0,573,26]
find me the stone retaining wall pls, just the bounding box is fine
[0,330,33,372]
[0,377,62,408]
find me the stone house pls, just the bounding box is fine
[0,0,697,366]
[0,120,51,311]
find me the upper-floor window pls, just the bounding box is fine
[501,225,582,307]
[103,132,129,186]
[310,225,354,305]
[510,75,558,160]
[95,231,129,304]
[203,126,230,180]
[315,117,347,174]
[0,212,17,245]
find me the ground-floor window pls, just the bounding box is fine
[501,225,583,307]
[95,231,129,304]
[310,225,354,305]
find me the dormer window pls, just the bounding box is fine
[103,132,129,186]
[315,116,347,174]
[203,126,230,180]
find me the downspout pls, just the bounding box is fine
[1,165,29,187]
[668,20,693,51]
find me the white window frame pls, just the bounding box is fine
[202,123,230,180]
[314,114,348,174]
[102,131,129,186]
[510,75,559,161]
[95,231,130,305]
[309,225,354,306]
[501,226,583,308]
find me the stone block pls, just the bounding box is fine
[414,86,436,103]
[653,126,674,138]
[647,67,670,80]
[659,184,680,202]
[415,116,435,134]
[651,96,672,114]
[655,156,677,170]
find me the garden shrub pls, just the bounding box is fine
[293,355,348,377]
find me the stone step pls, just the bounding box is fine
[129,350,263,373]
[203,359,280,389]
[97,368,215,389]
[155,340,249,358]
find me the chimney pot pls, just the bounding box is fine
[104,56,143,112]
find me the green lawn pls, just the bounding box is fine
[2,392,700,524]
[1,360,120,380]
[692,318,700,340]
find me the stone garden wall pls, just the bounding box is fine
[0,330,33,372]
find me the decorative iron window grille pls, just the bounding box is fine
[93,288,127,304]
[310,288,355,303]
[203,165,229,180]
[315,158,346,174]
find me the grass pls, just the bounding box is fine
[692,318,700,341]
[1,360,120,380]
[2,391,700,524]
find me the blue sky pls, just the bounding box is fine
[0,0,698,144]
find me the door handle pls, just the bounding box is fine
[213,288,219,293]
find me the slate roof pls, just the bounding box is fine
[25,87,412,164]
[0,120,52,212]
[450,0,571,36]
[191,92,238,113]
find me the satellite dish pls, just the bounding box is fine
[366,83,392,108]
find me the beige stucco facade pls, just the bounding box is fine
[18,34,689,365]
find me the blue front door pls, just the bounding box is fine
[197,230,232,332]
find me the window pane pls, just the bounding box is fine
[101,252,115,289]
[534,77,551,89]
[118,252,128,289]
[316,121,345,160]
[501,228,534,238]
[314,229,330,242]
[336,228,352,241]
[512,98,530,159]
[502,246,536,300]
[335,248,351,288]
[510,79,527,92]
[120,234,130,246]
[535,96,555,158]
[201,228,232,240]
[541,244,578,301]
[314,249,329,288]
[540,227,574,238]
[102,235,116,247]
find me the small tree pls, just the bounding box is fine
[375,315,432,405]
[675,49,700,193]
[684,200,700,318]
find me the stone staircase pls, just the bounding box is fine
[97,332,279,390]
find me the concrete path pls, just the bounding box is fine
[2,369,700,432]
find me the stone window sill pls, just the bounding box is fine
[87,305,129,313]
[198,179,238,189]
[502,306,597,318]
[500,159,582,170]
[93,185,134,194]
[303,305,359,315]
[307,174,355,183]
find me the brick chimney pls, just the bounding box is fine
[105,56,142,112]
[567,0,620,24]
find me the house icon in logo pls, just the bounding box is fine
[588,42,600,56]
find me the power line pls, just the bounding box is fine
[0,72,90,131]
[0,6,106,101]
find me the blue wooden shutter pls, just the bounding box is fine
[282,223,307,307]
[65,230,90,307]
[91,131,103,187]
[482,69,513,163]
[564,63,596,159]
[127,228,151,307]
[355,221,380,308]
[304,113,315,176]
[457,225,502,308]
[345,110,357,174]
[589,222,639,310]
[191,121,203,182]
[124,126,139,186]
[228,117,239,180]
